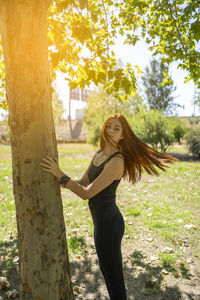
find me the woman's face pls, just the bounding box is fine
[105,118,123,145]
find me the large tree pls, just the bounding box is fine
[0,1,74,299]
[142,58,177,114]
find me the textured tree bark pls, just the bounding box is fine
[0,1,74,299]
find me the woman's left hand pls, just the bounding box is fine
[40,156,65,180]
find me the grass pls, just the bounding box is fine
[0,143,200,279]
[167,143,188,153]
[159,253,177,273]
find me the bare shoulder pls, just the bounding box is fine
[106,154,124,166]
[104,154,125,178]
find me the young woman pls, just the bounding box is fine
[41,114,176,300]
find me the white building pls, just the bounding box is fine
[55,73,89,120]
[69,88,89,119]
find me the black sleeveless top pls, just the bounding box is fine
[87,150,123,210]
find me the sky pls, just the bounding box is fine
[55,36,200,119]
[111,37,200,117]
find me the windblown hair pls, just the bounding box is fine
[100,114,177,184]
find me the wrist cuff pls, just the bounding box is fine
[59,175,71,186]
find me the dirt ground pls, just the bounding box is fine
[1,229,200,300]
[2,230,200,300]
[69,228,200,300]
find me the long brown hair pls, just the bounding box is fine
[100,114,177,184]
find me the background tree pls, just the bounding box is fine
[186,125,200,158]
[52,89,66,124]
[131,109,186,152]
[119,0,200,87]
[193,87,200,107]
[142,58,177,115]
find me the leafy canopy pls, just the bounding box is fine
[48,0,136,96]
[119,0,200,87]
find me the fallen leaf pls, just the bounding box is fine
[73,285,80,294]
[75,255,81,260]
[137,266,143,271]
[146,237,154,242]
[163,247,174,253]
[182,239,188,244]
[6,289,18,299]
[0,277,10,290]
[184,224,196,230]
[130,258,135,264]
[13,256,19,263]
[177,260,184,266]
[150,256,159,261]
[124,235,130,239]
[66,212,72,216]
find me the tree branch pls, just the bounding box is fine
[164,0,188,56]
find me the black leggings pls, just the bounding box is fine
[93,208,127,300]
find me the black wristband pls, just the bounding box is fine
[59,175,71,186]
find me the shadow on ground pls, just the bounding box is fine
[0,239,199,300]
[70,249,184,300]
[0,238,19,300]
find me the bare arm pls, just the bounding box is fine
[66,156,124,199]
[40,156,124,200]
[75,166,90,187]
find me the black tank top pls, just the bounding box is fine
[88,150,123,210]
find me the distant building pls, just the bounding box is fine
[69,88,90,119]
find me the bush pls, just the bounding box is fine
[131,110,176,153]
[186,126,200,158]
[87,125,101,147]
[169,117,188,144]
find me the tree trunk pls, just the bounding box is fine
[68,98,73,139]
[0,1,74,299]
